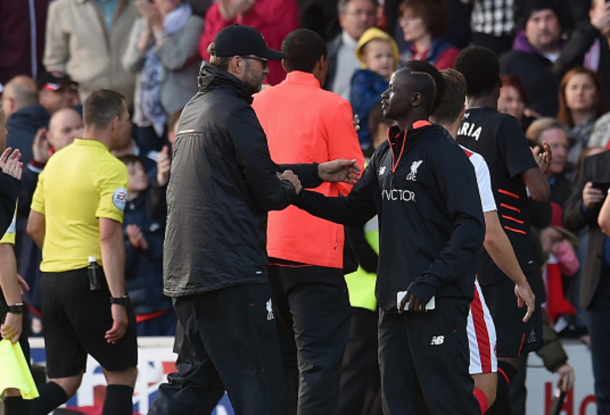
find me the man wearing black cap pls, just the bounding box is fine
[148,24,360,415]
[36,71,79,116]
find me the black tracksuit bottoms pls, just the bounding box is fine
[148,283,286,415]
[267,263,351,415]
[378,296,480,415]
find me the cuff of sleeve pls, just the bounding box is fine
[406,280,437,303]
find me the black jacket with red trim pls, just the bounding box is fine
[294,123,485,312]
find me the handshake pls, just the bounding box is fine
[278,158,362,195]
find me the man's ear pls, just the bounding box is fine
[412,92,422,107]
[229,56,243,77]
[459,104,466,121]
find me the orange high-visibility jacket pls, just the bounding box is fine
[253,71,365,268]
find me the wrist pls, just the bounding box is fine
[7,303,25,314]
[110,294,130,307]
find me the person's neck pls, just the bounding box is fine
[467,95,497,110]
[81,128,112,150]
[536,41,561,56]
[438,119,460,140]
[396,111,429,131]
[414,35,433,54]
[570,110,594,127]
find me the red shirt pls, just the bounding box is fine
[198,0,298,86]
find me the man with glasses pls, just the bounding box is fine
[148,24,360,415]
[325,0,379,99]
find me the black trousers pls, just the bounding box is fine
[378,297,480,415]
[338,307,382,415]
[268,263,351,415]
[148,284,286,415]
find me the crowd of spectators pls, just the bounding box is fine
[1,0,610,414]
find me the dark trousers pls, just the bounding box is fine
[268,263,351,415]
[338,307,382,415]
[148,284,286,415]
[588,275,610,415]
[378,297,480,415]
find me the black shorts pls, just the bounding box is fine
[480,269,544,357]
[41,268,137,378]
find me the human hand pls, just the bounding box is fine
[17,274,30,295]
[353,114,360,132]
[278,170,302,194]
[582,182,605,209]
[105,304,128,344]
[531,141,552,174]
[556,363,575,393]
[32,128,50,164]
[136,0,162,25]
[0,312,23,343]
[318,159,362,184]
[398,292,427,314]
[0,148,23,180]
[219,0,255,20]
[156,145,171,186]
[514,282,535,322]
[126,224,149,250]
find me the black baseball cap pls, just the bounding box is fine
[212,24,285,60]
[37,71,78,92]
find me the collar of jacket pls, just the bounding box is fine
[197,61,254,103]
[512,30,566,58]
[283,71,321,88]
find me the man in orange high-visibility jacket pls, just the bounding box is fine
[253,28,364,415]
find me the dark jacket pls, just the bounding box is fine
[163,62,321,297]
[124,190,170,315]
[563,151,610,309]
[6,104,50,165]
[323,32,342,92]
[0,172,20,236]
[350,69,388,150]
[295,124,485,311]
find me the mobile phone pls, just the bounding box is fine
[592,182,610,194]
[397,291,435,311]
[547,389,566,415]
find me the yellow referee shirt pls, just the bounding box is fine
[31,138,128,272]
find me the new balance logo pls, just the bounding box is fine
[266,299,275,320]
[527,329,537,343]
[430,335,444,346]
[379,166,387,176]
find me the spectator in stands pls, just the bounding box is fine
[467,0,515,57]
[2,76,46,164]
[498,75,537,131]
[351,27,398,152]
[397,0,460,70]
[326,0,379,100]
[589,112,610,148]
[44,0,139,108]
[564,148,610,415]
[122,0,203,150]
[198,0,298,86]
[119,154,175,337]
[296,0,341,41]
[556,67,607,179]
[0,0,48,87]
[525,118,571,205]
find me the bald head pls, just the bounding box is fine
[2,76,38,116]
[48,108,83,151]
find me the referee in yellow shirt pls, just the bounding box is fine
[26,90,138,415]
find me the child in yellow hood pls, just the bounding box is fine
[350,28,399,155]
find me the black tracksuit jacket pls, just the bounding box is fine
[295,123,485,312]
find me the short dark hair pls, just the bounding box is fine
[207,42,232,70]
[432,69,466,125]
[83,90,125,130]
[404,60,445,114]
[118,154,144,168]
[399,0,449,38]
[338,0,379,14]
[454,46,500,97]
[282,29,328,73]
